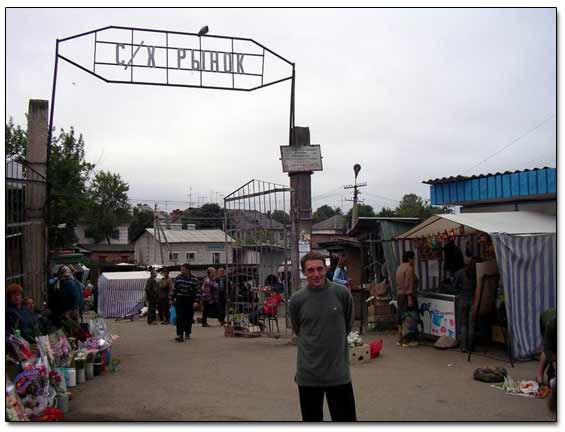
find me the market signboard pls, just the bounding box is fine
[56,25,293,92]
[280,145,323,173]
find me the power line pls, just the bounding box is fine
[462,114,556,175]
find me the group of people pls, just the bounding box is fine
[6,264,87,345]
[144,264,230,342]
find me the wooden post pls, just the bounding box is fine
[289,126,313,292]
[24,99,49,305]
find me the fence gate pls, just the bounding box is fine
[5,159,48,305]
[224,179,292,336]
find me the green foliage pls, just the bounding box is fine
[346,204,376,220]
[181,203,224,229]
[374,194,447,219]
[377,206,397,217]
[312,205,341,224]
[271,210,290,226]
[129,208,155,241]
[48,127,96,248]
[395,193,444,219]
[85,171,131,244]
[5,118,27,160]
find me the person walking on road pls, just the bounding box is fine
[170,263,200,342]
[144,270,159,325]
[158,269,174,324]
[200,267,219,327]
[215,267,228,326]
[289,251,357,422]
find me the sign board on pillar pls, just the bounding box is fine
[298,240,311,280]
[280,145,323,173]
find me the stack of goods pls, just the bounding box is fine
[347,332,371,365]
[366,281,396,331]
[5,317,119,422]
[224,313,261,338]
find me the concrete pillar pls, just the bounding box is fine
[289,126,313,292]
[24,99,49,305]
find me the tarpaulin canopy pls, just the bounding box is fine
[396,211,556,239]
[98,271,158,318]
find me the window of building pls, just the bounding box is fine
[169,252,179,262]
[212,252,221,265]
[111,230,120,240]
[186,252,196,263]
[98,255,107,263]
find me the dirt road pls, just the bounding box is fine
[64,317,555,421]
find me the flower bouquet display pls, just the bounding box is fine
[8,334,34,364]
[6,375,29,422]
[48,331,73,368]
[14,357,51,418]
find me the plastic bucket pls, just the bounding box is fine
[66,368,77,387]
[47,387,57,408]
[57,393,69,413]
[85,363,94,380]
[55,368,68,392]
[105,347,112,366]
[77,368,86,384]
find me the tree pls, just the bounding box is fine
[5,118,27,160]
[395,193,444,219]
[346,204,376,220]
[271,210,290,226]
[377,206,397,217]
[85,171,131,244]
[312,205,339,224]
[129,207,154,242]
[181,203,224,229]
[48,127,96,247]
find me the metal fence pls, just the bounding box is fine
[223,179,292,336]
[5,158,48,305]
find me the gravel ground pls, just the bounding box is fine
[63,315,556,422]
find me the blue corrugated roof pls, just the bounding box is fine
[425,167,556,206]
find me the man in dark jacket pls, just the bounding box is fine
[170,263,200,342]
[145,270,159,325]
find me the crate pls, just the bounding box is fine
[349,344,371,365]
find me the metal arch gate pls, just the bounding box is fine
[223,179,292,337]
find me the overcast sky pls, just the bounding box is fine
[5,7,556,213]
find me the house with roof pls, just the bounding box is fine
[134,226,235,266]
[423,167,556,215]
[310,214,349,252]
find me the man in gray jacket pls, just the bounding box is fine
[289,251,356,422]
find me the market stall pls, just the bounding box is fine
[97,271,158,318]
[395,211,556,359]
[6,317,118,421]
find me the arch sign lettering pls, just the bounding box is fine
[56,25,293,92]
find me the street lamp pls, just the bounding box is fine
[198,26,209,36]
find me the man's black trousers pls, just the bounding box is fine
[298,382,357,421]
[175,300,194,337]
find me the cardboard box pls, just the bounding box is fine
[492,325,506,344]
[349,344,371,365]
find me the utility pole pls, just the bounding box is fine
[344,164,366,230]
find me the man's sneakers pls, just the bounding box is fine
[202,323,210,327]
[175,336,184,343]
